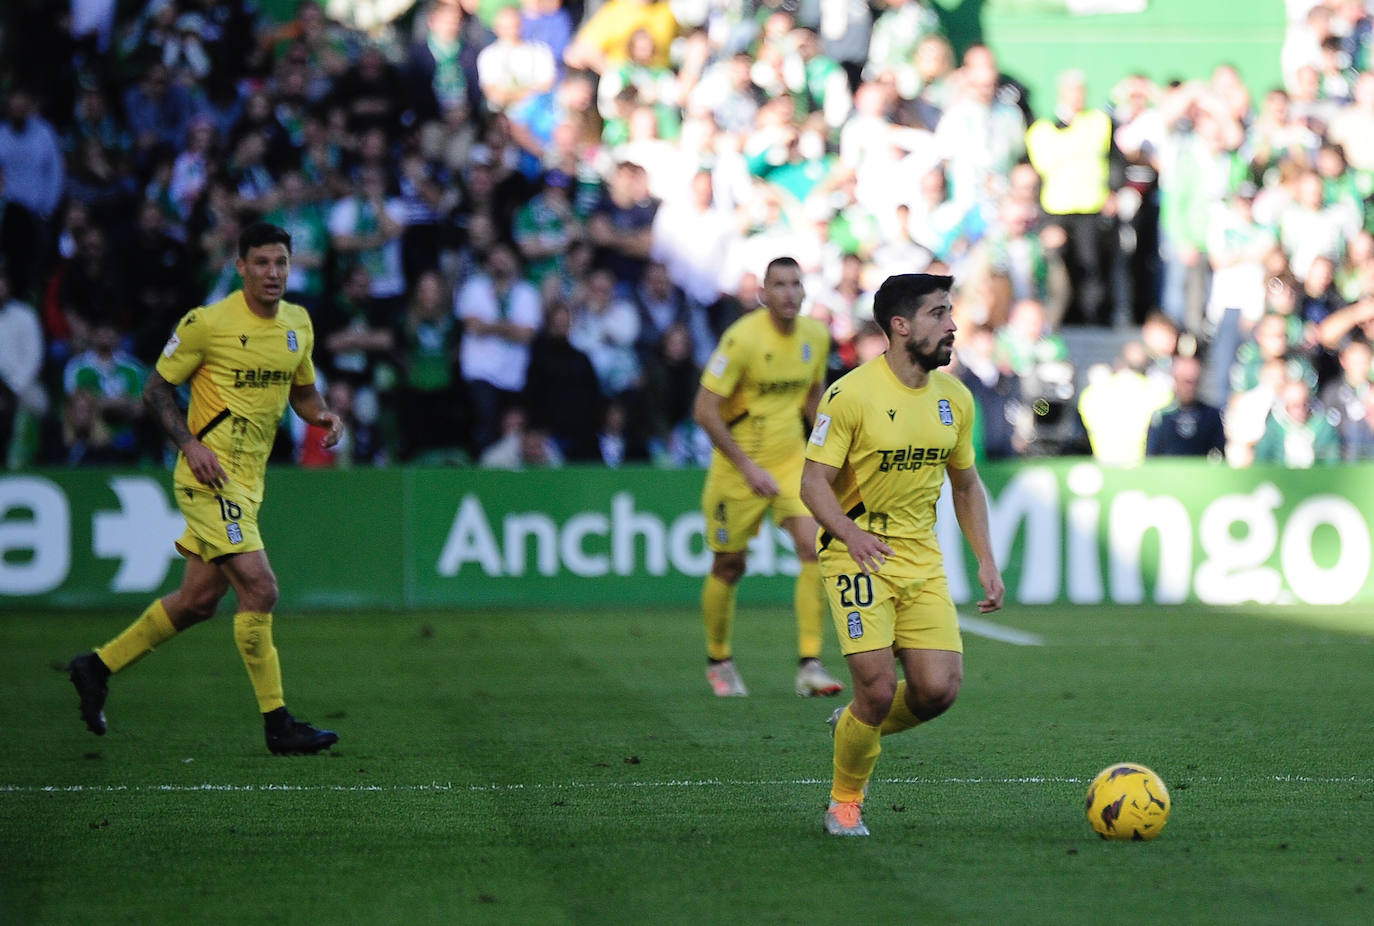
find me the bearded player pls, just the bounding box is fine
[801,273,1004,835]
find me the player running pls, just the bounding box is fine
[800,273,1004,835]
[67,222,343,755]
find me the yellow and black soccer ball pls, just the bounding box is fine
[1084,763,1171,841]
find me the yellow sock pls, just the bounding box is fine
[795,560,826,660]
[880,680,923,736]
[233,611,285,713]
[702,573,737,662]
[831,706,881,803]
[95,600,178,673]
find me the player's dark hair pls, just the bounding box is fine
[238,222,293,258]
[872,273,954,336]
[763,256,801,282]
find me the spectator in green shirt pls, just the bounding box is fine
[1252,376,1343,466]
[61,322,148,464]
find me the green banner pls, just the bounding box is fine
[935,0,1283,119]
[0,469,407,610]
[3,460,1373,610]
[944,460,1374,607]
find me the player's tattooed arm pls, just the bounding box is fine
[142,370,194,448]
[144,370,228,487]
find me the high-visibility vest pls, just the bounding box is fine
[1026,110,1113,215]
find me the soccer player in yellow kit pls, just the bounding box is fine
[693,256,845,698]
[67,222,344,755]
[800,273,1005,835]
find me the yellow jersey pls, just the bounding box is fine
[805,358,976,574]
[1025,109,1113,215]
[156,291,317,502]
[574,0,679,69]
[699,308,830,470]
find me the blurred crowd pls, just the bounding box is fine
[4,0,1374,470]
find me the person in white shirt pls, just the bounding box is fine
[0,268,46,462]
[1279,168,1357,282]
[568,267,642,399]
[328,166,408,314]
[933,57,1026,207]
[651,170,739,311]
[1328,70,1374,173]
[477,5,556,114]
[457,242,544,451]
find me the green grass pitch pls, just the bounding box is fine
[3,603,1372,925]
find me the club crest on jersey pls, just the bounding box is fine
[226,522,243,544]
[938,399,954,426]
[846,611,864,639]
[286,330,298,352]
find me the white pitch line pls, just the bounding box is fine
[0,779,1069,795]
[958,614,1046,646]
[4,775,1372,794]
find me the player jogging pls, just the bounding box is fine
[800,272,1004,836]
[67,222,343,755]
[693,256,845,698]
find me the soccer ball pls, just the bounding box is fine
[1084,763,1171,841]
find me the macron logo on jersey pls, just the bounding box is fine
[809,413,832,446]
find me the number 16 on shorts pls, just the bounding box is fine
[215,494,244,544]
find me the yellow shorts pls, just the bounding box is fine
[820,553,962,656]
[173,483,264,562]
[701,454,811,553]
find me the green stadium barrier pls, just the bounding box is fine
[2,460,1372,610]
[940,0,1284,119]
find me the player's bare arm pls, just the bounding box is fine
[143,369,227,489]
[693,384,778,497]
[290,383,344,449]
[803,380,824,428]
[800,458,894,575]
[947,462,1005,613]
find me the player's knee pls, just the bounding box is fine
[910,675,962,721]
[855,676,898,721]
[240,575,279,613]
[712,554,746,585]
[172,589,223,626]
[256,581,280,613]
[184,598,218,624]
